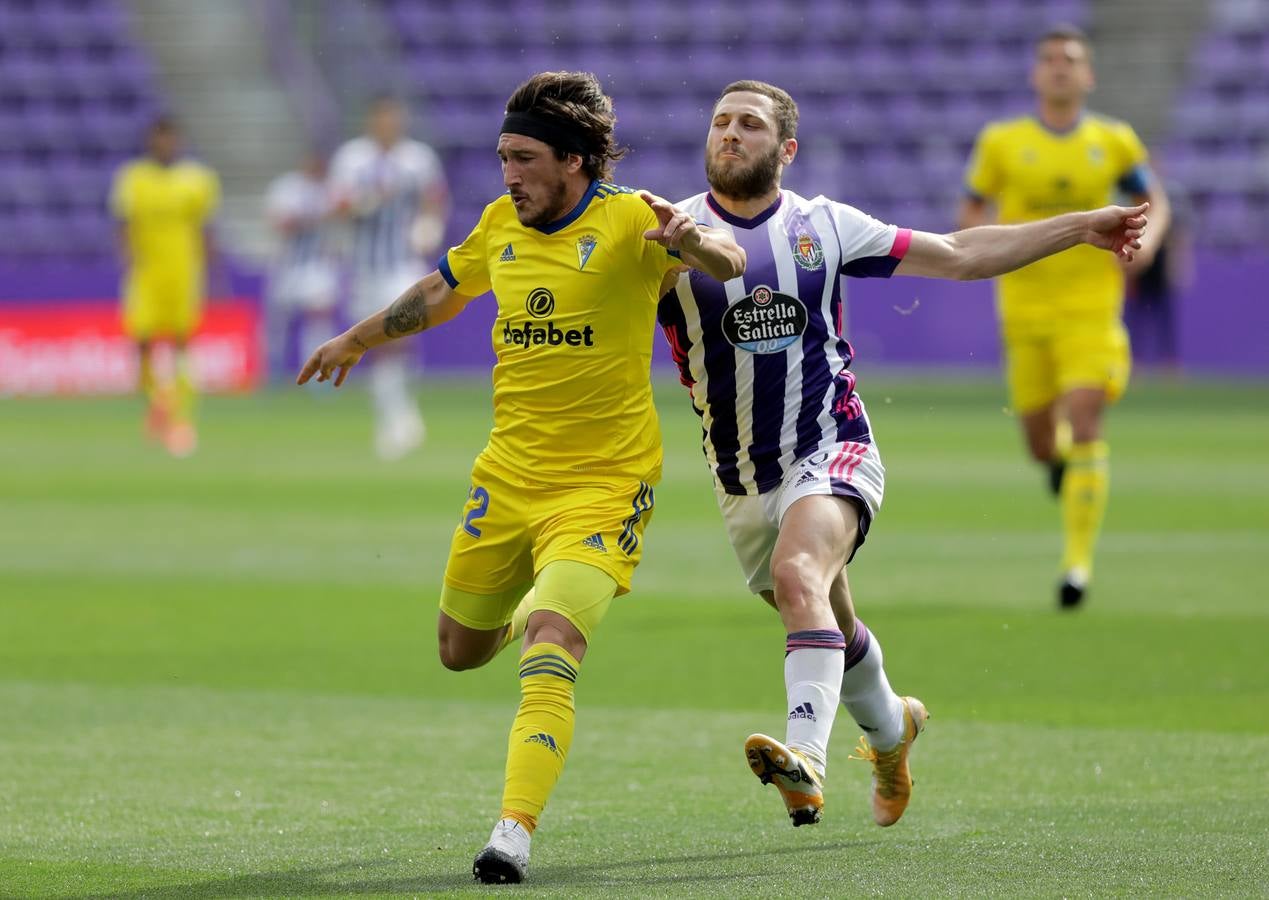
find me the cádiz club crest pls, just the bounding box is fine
[793,232,824,271]
[722,285,808,354]
[576,234,598,270]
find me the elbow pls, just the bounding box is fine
[951,241,998,281]
[941,238,989,281]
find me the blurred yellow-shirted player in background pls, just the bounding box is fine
[111,115,221,456]
[959,25,1170,608]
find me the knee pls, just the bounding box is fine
[1024,433,1054,464]
[437,640,477,672]
[1069,417,1102,444]
[436,628,490,672]
[771,555,822,614]
[523,612,587,663]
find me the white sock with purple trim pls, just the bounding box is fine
[783,629,846,776]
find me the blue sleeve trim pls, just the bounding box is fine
[667,248,681,259]
[841,254,902,279]
[437,254,458,289]
[963,185,986,201]
[1117,164,1150,195]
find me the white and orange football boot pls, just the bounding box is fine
[744,733,824,826]
[850,696,928,826]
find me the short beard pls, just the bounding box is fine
[705,144,781,201]
[518,177,572,228]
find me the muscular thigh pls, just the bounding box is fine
[776,441,883,564]
[442,457,657,629]
[533,477,656,596]
[716,440,882,596]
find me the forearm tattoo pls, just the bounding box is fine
[383,282,430,338]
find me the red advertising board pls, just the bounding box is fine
[0,299,262,395]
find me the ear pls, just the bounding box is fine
[564,152,586,175]
[781,138,798,166]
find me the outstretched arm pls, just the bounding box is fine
[639,190,746,281]
[296,270,473,387]
[894,203,1149,281]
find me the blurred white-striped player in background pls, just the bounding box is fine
[264,152,338,382]
[329,96,449,459]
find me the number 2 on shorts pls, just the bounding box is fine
[463,486,490,537]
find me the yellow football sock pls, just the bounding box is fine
[138,345,157,404]
[500,642,579,834]
[172,347,196,422]
[1060,440,1109,575]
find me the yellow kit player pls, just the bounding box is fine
[111,116,220,456]
[959,25,1170,608]
[297,72,745,885]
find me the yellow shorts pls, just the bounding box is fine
[1003,319,1132,414]
[122,272,202,341]
[442,453,656,623]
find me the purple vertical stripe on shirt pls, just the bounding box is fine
[749,348,789,491]
[691,274,743,492]
[791,217,837,462]
[736,223,792,492]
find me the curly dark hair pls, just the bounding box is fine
[504,71,627,181]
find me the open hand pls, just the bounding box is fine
[296,332,367,388]
[1086,202,1149,262]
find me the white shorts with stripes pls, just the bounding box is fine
[714,440,885,595]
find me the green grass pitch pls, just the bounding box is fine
[2,374,1267,898]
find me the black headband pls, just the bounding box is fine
[500,111,590,156]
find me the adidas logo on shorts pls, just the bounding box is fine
[581,533,607,552]
[793,469,817,488]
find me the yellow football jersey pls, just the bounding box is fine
[111,158,220,280]
[441,181,681,486]
[964,114,1148,332]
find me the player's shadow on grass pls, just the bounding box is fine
[75,840,879,897]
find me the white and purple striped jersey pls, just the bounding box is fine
[657,190,911,496]
[327,136,445,274]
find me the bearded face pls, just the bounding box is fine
[499,133,578,227]
[705,139,783,201]
[514,166,572,227]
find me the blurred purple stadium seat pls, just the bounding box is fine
[0,0,161,260]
